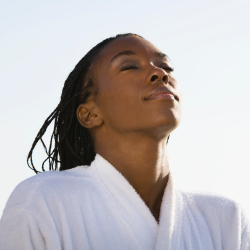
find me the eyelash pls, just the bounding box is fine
[120,65,174,72]
[162,66,174,72]
[120,65,138,71]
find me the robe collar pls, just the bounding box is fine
[92,154,182,250]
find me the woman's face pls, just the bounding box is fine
[93,36,181,138]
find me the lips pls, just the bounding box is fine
[145,86,178,101]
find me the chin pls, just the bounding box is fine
[158,107,181,125]
[150,111,181,136]
[162,118,180,133]
[138,121,179,141]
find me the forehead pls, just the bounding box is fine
[97,36,167,64]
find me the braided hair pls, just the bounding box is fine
[27,33,142,174]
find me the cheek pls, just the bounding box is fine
[97,80,143,129]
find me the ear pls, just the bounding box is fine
[76,102,103,129]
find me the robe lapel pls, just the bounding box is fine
[154,174,183,250]
[93,154,158,250]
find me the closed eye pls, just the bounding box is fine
[161,66,174,72]
[120,65,138,71]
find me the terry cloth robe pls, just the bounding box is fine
[0,154,250,250]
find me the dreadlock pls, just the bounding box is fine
[27,33,143,174]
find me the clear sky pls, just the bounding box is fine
[0,0,250,216]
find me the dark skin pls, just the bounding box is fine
[77,36,181,222]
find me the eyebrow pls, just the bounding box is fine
[155,51,170,61]
[109,50,170,64]
[110,50,136,63]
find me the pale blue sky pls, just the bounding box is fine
[1,0,250,215]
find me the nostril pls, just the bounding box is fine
[150,75,158,82]
[162,75,166,82]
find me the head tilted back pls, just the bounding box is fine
[27,33,142,173]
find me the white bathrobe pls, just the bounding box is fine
[0,154,249,250]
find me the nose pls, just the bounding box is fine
[146,66,169,85]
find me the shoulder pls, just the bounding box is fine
[3,165,96,213]
[176,184,250,246]
[178,184,239,212]
[176,184,249,225]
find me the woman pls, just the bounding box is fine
[0,33,249,250]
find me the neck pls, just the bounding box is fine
[94,131,170,222]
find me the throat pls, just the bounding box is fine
[142,174,169,223]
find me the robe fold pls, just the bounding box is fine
[0,154,249,249]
